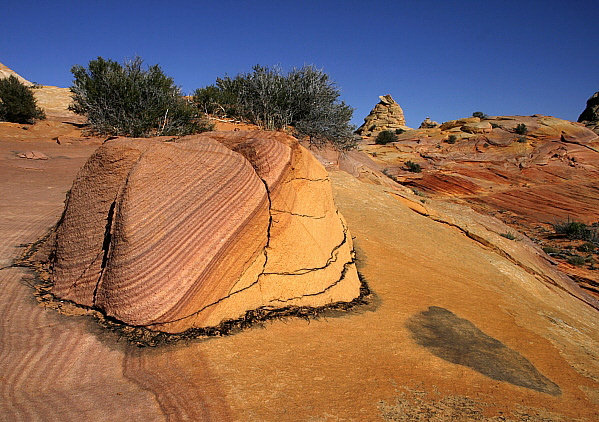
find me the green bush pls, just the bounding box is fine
[375,130,397,145]
[514,123,528,135]
[553,220,598,242]
[500,232,517,240]
[193,64,356,150]
[517,136,527,143]
[567,255,587,266]
[395,128,405,134]
[70,56,211,137]
[577,242,596,253]
[0,75,46,124]
[405,160,422,173]
[472,111,488,119]
[445,135,458,144]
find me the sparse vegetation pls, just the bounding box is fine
[500,232,517,240]
[472,111,488,119]
[553,220,598,242]
[445,135,458,144]
[375,130,397,145]
[193,64,356,150]
[577,242,596,253]
[542,246,560,255]
[517,136,527,143]
[0,75,46,124]
[69,56,211,137]
[405,160,422,173]
[395,128,405,135]
[491,122,501,129]
[567,255,587,266]
[514,123,528,135]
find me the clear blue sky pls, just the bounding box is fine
[2,0,598,128]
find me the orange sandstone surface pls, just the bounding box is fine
[1,81,599,419]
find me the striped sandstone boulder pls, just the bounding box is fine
[51,131,361,333]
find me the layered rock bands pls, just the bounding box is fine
[50,131,361,333]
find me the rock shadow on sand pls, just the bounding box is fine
[406,306,560,396]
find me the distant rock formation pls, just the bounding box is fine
[419,117,439,129]
[578,91,599,134]
[0,62,33,86]
[356,94,407,136]
[49,131,361,333]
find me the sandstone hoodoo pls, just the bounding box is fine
[355,94,407,136]
[49,130,361,333]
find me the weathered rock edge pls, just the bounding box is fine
[29,131,364,334]
[14,234,372,347]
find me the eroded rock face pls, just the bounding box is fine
[51,131,361,333]
[578,91,599,134]
[356,94,407,136]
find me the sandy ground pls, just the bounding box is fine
[1,126,599,420]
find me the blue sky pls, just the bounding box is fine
[2,1,597,127]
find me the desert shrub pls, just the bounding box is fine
[517,136,527,143]
[577,242,596,253]
[500,232,517,240]
[405,160,421,173]
[70,56,210,137]
[514,123,528,135]
[553,220,598,242]
[395,128,405,134]
[445,135,458,144]
[0,75,46,124]
[542,246,560,254]
[375,130,397,145]
[472,111,488,119]
[193,64,356,150]
[491,122,501,129]
[567,255,587,266]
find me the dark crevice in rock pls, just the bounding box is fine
[270,209,326,219]
[268,259,356,304]
[263,216,349,276]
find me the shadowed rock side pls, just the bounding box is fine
[579,91,599,134]
[50,131,361,333]
[407,306,561,396]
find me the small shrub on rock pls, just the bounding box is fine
[553,220,598,242]
[445,135,458,144]
[517,136,527,143]
[514,123,528,135]
[0,75,46,124]
[500,232,517,240]
[70,56,210,137]
[376,130,398,145]
[472,111,488,119]
[567,255,587,266]
[577,242,596,253]
[405,160,421,173]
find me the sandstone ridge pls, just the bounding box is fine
[49,131,361,333]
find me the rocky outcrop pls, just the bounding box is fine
[50,131,361,333]
[356,94,407,136]
[0,62,32,86]
[419,117,439,129]
[578,91,599,134]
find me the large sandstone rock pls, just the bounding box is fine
[356,94,407,136]
[578,91,599,134]
[50,131,361,333]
